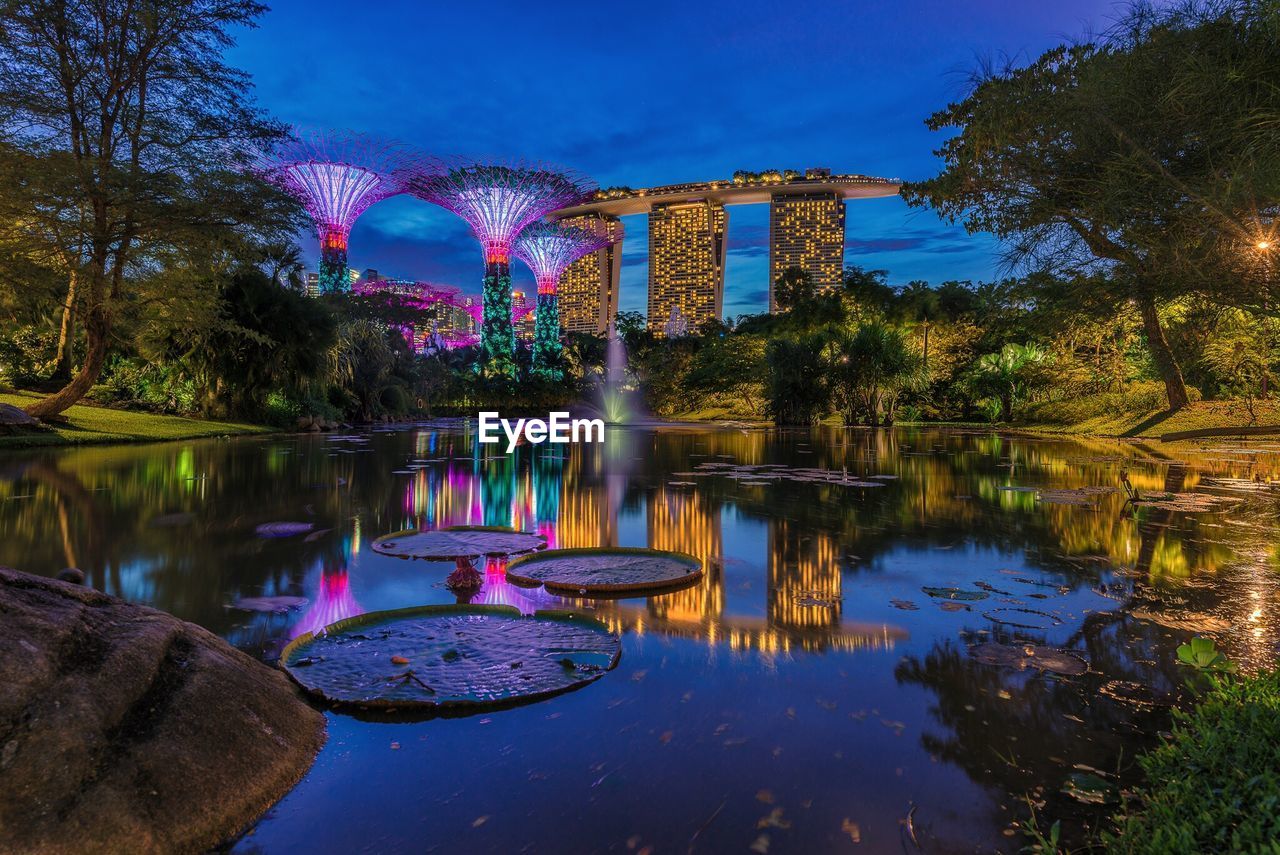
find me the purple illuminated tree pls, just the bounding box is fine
[260,130,422,294]
[514,220,616,380]
[410,161,594,378]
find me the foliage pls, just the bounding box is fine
[0,0,298,417]
[1175,637,1237,674]
[764,335,828,425]
[1104,667,1280,854]
[828,322,926,426]
[903,0,1280,412]
[966,343,1052,422]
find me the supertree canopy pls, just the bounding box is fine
[514,220,615,381]
[410,161,594,378]
[260,130,424,295]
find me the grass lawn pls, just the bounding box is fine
[1018,399,1280,440]
[0,390,272,449]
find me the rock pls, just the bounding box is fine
[0,403,41,433]
[295,415,314,431]
[0,567,326,854]
[55,567,84,584]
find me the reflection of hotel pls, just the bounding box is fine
[647,488,724,625]
[768,519,842,631]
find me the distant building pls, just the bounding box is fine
[647,201,726,335]
[558,213,623,335]
[768,191,846,311]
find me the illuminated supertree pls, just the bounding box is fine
[514,220,615,380]
[410,161,594,377]
[259,130,424,294]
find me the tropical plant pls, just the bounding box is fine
[764,334,829,425]
[967,343,1052,422]
[828,322,926,426]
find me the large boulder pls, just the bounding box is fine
[0,567,326,854]
[0,403,42,434]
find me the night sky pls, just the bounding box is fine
[230,0,1136,317]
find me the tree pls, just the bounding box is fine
[260,243,305,291]
[0,0,291,418]
[900,280,941,371]
[773,265,815,311]
[903,0,1280,412]
[828,322,926,426]
[967,343,1051,422]
[764,335,828,425]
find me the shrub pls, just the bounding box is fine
[1104,669,1280,854]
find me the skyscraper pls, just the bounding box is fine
[557,214,624,335]
[768,191,846,311]
[648,200,727,335]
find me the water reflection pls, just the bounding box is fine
[2,426,1278,850]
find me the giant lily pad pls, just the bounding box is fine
[371,526,547,560]
[505,547,703,595]
[280,604,619,713]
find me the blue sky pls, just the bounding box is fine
[230,0,1138,317]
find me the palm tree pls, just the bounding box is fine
[900,280,941,372]
[828,322,927,426]
[968,343,1050,422]
[260,243,305,291]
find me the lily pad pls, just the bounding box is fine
[255,521,315,538]
[921,586,989,602]
[970,642,1088,675]
[280,604,619,713]
[505,548,702,595]
[981,607,1064,630]
[231,595,309,613]
[372,526,547,560]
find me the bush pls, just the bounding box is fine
[1105,669,1280,854]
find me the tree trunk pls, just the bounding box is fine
[1000,393,1013,423]
[1136,295,1190,411]
[25,305,108,419]
[52,270,78,383]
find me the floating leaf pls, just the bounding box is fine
[230,595,308,613]
[922,586,989,601]
[281,604,619,713]
[1062,772,1118,805]
[255,521,314,538]
[372,526,547,560]
[981,607,1064,630]
[970,642,1088,676]
[505,548,702,595]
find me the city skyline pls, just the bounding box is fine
[229,0,1135,318]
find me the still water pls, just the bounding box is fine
[2,425,1279,853]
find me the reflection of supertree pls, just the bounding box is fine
[259,130,424,294]
[411,162,594,377]
[514,220,615,380]
[292,562,363,638]
[480,450,518,528]
[531,445,565,547]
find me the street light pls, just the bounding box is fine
[1258,240,1272,251]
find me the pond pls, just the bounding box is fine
[2,424,1278,852]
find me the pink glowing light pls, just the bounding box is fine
[258,129,428,246]
[514,220,616,296]
[410,160,595,264]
